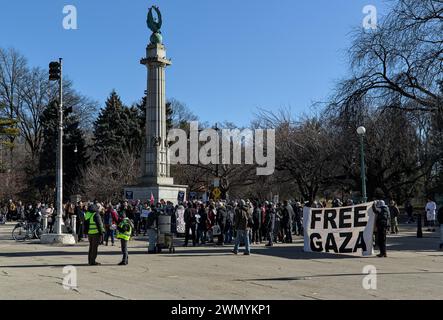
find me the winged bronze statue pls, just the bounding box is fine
[147,6,162,34]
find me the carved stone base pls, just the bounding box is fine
[124,184,187,205]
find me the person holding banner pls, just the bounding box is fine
[437,206,443,250]
[375,200,391,258]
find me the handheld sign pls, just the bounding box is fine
[141,209,150,218]
[178,191,185,203]
[303,203,375,256]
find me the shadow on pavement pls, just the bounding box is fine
[160,246,358,260]
[0,263,120,268]
[0,250,150,258]
[240,271,443,282]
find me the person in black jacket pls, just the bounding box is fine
[75,202,85,242]
[224,203,235,244]
[147,205,160,253]
[184,203,196,247]
[282,201,294,243]
[265,204,276,247]
[252,201,262,244]
[375,200,391,258]
[197,204,208,245]
[437,206,443,250]
[291,202,303,236]
[216,203,227,246]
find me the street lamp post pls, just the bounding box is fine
[40,58,75,244]
[56,58,64,235]
[357,126,367,203]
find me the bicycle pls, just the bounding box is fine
[12,220,43,241]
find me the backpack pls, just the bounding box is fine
[104,211,113,225]
[377,207,391,227]
[245,210,254,228]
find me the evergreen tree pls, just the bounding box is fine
[135,96,178,134]
[37,101,87,198]
[93,91,143,160]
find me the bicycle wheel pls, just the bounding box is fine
[12,225,27,241]
[34,226,43,239]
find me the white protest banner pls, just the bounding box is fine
[303,203,375,256]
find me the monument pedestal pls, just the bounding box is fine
[40,234,76,245]
[124,183,187,204]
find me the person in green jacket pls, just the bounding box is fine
[84,204,105,266]
[117,212,134,265]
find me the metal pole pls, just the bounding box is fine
[360,135,367,203]
[56,58,63,235]
[417,213,423,238]
[71,215,77,235]
[215,123,219,179]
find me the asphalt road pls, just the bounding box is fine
[0,222,442,300]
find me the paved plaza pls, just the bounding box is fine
[0,223,442,300]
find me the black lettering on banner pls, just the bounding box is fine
[339,209,352,228]
[310,210,322,229]
[324,210,337,229]
[310,233,323,252]
[354,206,368,227]
[339,232,353,253]
[353,231,367,252]
[325,233,338,253]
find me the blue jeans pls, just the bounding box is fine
[198,229,207,244]
[234,230,250,254]
[104,227,115,245]
[224,227,233,244]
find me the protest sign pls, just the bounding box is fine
[303,203,375,256]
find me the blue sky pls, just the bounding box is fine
[0,0,387,126]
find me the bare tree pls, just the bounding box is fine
[335,0,443,114]
[77,153,139,202]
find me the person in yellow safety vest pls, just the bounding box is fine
[84,204,105,266]
[117,212,134,265]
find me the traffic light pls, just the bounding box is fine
[49,61,61,81]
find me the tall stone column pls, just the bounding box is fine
[140,43,173,185]
[124,6,187,205]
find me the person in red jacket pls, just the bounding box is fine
[104,204,119,246]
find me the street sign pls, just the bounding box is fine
[177,191,185,203]
[212,188,221,200]
[125,191,134,200]
[213,178,220,188]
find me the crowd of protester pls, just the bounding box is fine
[1,197,442,256]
